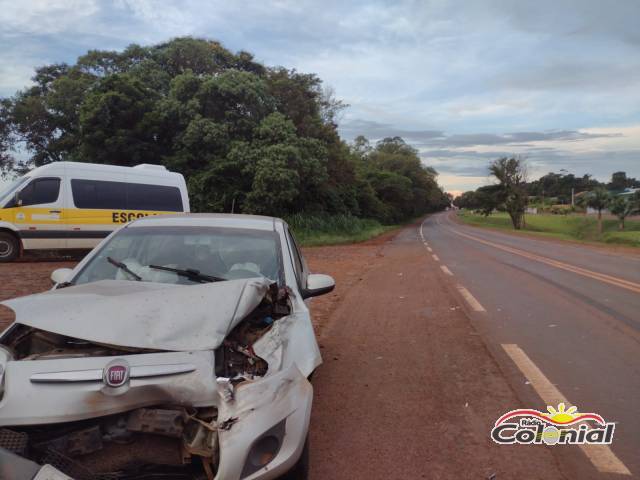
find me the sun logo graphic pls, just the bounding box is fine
[491,403,616,446]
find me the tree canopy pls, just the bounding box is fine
[0,37,448,222]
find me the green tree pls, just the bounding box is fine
[79,73,161,165]
[608,196,637,230]
[489,157,528,229]
[0,99,16,175]
[578,188,611,234]
[1,37,449,222]
[476,185,503,216]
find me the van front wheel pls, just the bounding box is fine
[0,232,19,262]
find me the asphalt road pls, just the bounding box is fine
[310,222,565,479]
[422,211,640,479]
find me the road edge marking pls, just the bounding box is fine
[440,265,454,276]
[427,246,433,252]
[432,254,440,261]
[456,285,486,312]
[419,218,427,242]
[501,344,631,476]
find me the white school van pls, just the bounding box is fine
[0,162,189,262]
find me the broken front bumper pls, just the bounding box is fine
[0,364,313,480]
[216,364,313,480]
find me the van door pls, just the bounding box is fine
[66,178,126,249]
[11,176,66,251]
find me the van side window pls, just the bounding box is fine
[71,180,183,211]
[126,183,183,211]
[18,178,61,206]
[72,179,126,209]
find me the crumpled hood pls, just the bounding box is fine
[1,278,272,351]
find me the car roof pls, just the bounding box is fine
[126,213,281,231]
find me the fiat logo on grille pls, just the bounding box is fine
[103,360,130,388]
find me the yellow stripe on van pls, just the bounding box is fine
[0,207,179,225]
[66,208,177,224]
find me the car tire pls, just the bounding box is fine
[279,435,309,480]
[0,232,19,262]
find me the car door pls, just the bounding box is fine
[12,176,66,250]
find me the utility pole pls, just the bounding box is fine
[571,188,575,207]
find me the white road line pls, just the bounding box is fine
[427,246,433,252]
[456,285,486,312]
[432,254,440,261]
[502,344,631,476]
[419,219,427,242]
[440,265,453,276]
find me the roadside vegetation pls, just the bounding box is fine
[0,37,450,246]
[286,213,396,246]
[454,157,640,247]
[458,211,640,247]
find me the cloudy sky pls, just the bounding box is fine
[1,0,639,194]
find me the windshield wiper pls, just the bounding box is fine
[107,256,142,281]
[148,265,226,283]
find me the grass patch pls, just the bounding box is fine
[285,213,397,247]
[457,211,640,247]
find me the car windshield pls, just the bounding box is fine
[73,226,283,286]
[0,176,28,205]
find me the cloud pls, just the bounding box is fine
[341,123,621,148]
[0,0,99,36]
[339,119,443,142]
[425,130,621,148]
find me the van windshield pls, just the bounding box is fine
[0,176,28,205]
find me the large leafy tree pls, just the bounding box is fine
[1,37,447,221]
[353,137,449,223]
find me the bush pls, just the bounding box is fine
[285,213,389,246]
[550,205,573,215]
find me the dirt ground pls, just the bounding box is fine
[0,225,566,479]
[0,258,77,328]
[306,222,566,479]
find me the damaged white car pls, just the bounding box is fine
[0,214,334,480]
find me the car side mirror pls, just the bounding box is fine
[302,273,335,299]
[51,268,73,285]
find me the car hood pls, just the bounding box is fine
[1,278,272,351]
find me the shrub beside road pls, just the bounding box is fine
[287,213,398,247]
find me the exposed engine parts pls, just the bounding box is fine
[0,407,218,480]
[215,283,290,381]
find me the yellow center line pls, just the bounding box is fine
[447,227,640,294]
